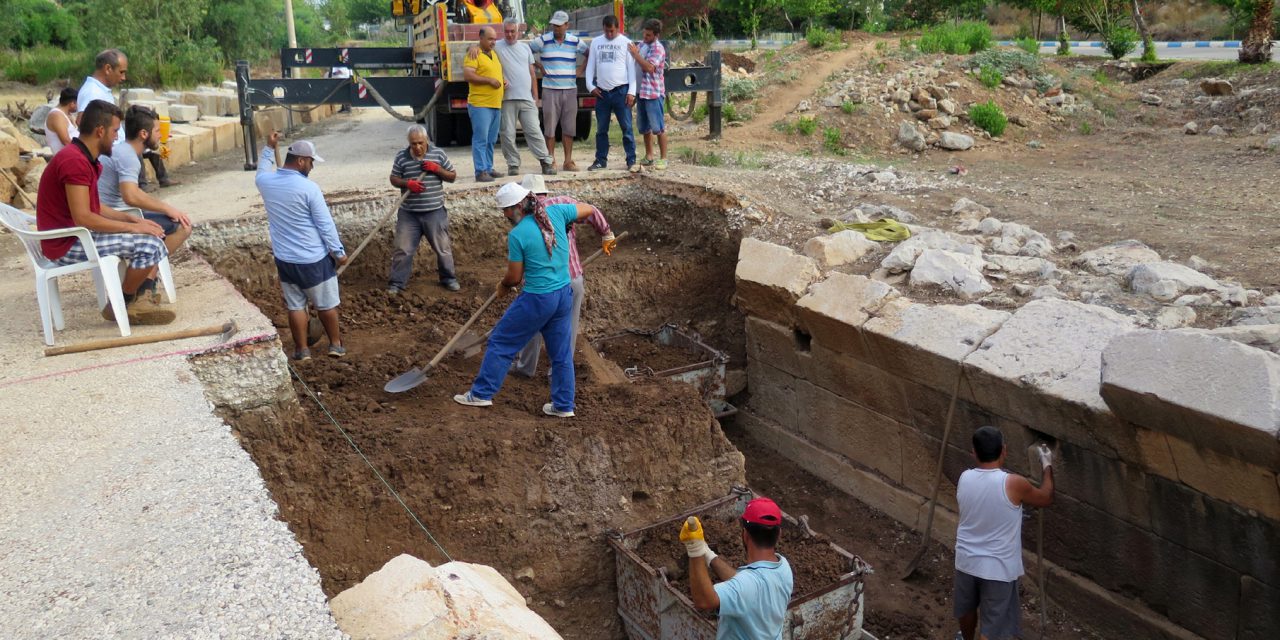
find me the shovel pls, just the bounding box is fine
[902,368,965,580]
[45,320,239,356]
[449,231,630,358]
[305,191,411,346]
[384,289,499,393]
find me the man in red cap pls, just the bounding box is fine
[679,496,794,639]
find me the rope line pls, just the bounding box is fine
[352,73,445,123]
[286,361,453,563]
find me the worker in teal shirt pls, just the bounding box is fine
[454,182,599,417]
[681,496,795,640]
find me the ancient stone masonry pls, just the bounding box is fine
[734,238,1280,640]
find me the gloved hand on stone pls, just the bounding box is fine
[1036,444,1053,470]
[406,179,426,193]
[422,160,442,174]
[602,232,617,256]
[680,516,717,567]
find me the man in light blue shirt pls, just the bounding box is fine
[681,496,795,640]
[255,132,348,361]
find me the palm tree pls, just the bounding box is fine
[1239,0,1275,64]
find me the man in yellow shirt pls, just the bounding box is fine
[463,0,502,24]
[464,26,505,182]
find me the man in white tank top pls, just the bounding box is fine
[954,425,1054,640]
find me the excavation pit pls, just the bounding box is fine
[596,325,735,417]
[191,179,753,637]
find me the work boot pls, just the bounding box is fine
[476,172,495,183]
[540,161,557,175]
[542,402,575,418]
[101,296,176,326]
[507,166,520,177]
[159,178,182,188]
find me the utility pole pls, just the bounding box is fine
[284,0,299,48]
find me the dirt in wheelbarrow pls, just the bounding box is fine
[597,332,707,374]
[632,512,852,603]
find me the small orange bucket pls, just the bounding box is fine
[158,115,171,143]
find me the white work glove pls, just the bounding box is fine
[1035,443,1053,470]
[679,516,717,568]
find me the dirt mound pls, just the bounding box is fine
[718,50,756,73]
[597,331,706,372]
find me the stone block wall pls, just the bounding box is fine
[734,239,1279,640]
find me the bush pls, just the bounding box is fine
[795,116,818,136]
[978,65,1003,89]
[807,26,835,49]
[1016,37,1040,55]
[823,127,845,154]
[0,0,83,49]
[965,49,1042,76]
[1,45,94,84]
[723,76,758,102]
[1140,37,1157,63]
[841,100,861,115]
[1103,26,1138,60]
[968,101,1008,137]
[917,21,993,55]
[1057,30,1071,56]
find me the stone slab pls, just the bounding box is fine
[802,230,879,268]
[1100,330,1280,472]
[734,238,822,327]
[1054,439,1153,530]
[745,316,805,379]
[795,379,904,484]
[121,88,156,106]
[130,99,170,119]
[1165,434,1280,520]
[745,358,800,431]
[182,92,220,118]
[165,134,193,167]
[963,299,1136,456]
[794,273,896,357]
[864,298,1009,397]
[169,103,199,123]
[0,131,18,169]
[173,124,216,161]
[192,117,238,153]
[800,340,917,424]
[1145,475,1279,586]
[1239,576,1280,640]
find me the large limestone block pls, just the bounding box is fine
[215,89,237,116]
[0,169,17,204]
[120,87,156,107]
[881,228,981,273]
[964,299,1136,451]
[1125,261,1222,301]
[330,554,562,640]
[1166,436,1280,519]
[1074,239,1161,276]
[193,117,238,152]
[18,156,46,191]
[181,91,220,117]
[795,273,896,357]
[1100,330,1280,472]
[745,358,801,429]
[169,103,199,123]
[173,124,215,160]
[0,118,42,155]
[165,134,193,167]
[130,99,169,118]
[0,131,18,169]
[745,316,805,379]
[796,379,904,484]
[802,230,878,268]
[909,248,992,299]
[734,238,822,327]
[863,298,1009,395]
[800,341,917,424]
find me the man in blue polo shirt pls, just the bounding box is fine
[531,10,588,171]
[453,182,597,417]
[681,496,794,640]
[255,132,348,361]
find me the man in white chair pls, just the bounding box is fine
[35,99,174,326]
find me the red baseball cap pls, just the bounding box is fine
[741,497,782,527]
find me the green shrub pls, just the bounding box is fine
[918,21,992,55]
[965,49,1042,76]
[807,26,834,49]
[968,101,1008,137]
[677,147,723,167]
[979,65,1003,89]
[723,76,758,102]
[0,0,83,49]
[1,45,94,84]
[822,127,845,154]
[1078,120,1094,135]
[1034,73,1057,94]
[795,116,818,136]
[733,151,765,169]
[692,103,709,123]
[1057,31,1071,56]
[1103,26,1138,60]
[1016,37,1040,55]
[1140,37,1157,63]
[841,100,861,115]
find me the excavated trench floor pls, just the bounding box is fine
[193,179,1094,639]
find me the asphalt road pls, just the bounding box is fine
[1040,43,1278,61]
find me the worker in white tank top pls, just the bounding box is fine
[45,87,80,154]
[953,425,1055,640]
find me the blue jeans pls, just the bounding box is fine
[469,284,576,411]
[468,105,501,175]
[594,85,636,167]
[387,207,456,290]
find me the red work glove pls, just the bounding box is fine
[422,160,442,174]
[406,179,426,193]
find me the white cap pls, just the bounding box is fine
[520,174,548,194]
[286,140,324,162]
[496,182,531,209]
[549,10,570,26]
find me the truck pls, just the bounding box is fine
[234,0,723,169]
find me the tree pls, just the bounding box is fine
[1239,0,1275,63]
[203,0,277,63]
[1130,0,1154,61]
[722,0,782,48]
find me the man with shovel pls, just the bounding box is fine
[453,182,599,417]
[510,174,614,378]
[256,132,347,361]
[953,426,1054,640]
[387,124,459,294]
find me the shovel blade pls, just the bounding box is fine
[306,315,324,347]
[385,367,429,393]
[449,330,487,356]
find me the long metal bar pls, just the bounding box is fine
[280,47,415,69]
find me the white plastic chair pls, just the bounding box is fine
[117,207,177,304]
[0,203,131,345]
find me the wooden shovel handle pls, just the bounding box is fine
[428,291,499,369]
[337,191,411,277]
[45,322,233,356]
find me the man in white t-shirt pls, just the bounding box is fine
[494,21,554,176]
[584,15,637,172]
[953,426,1055,640]
[327,66,352,112]
[78,48,179,191]
[98,105,192,264]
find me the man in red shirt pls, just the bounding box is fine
[36,99,175,325]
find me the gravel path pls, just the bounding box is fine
[0,249,343,639]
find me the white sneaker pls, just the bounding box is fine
[542,403,575,418]
[453,391,493,407]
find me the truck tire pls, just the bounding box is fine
[575,111,592,142]
[451,114,472,147]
